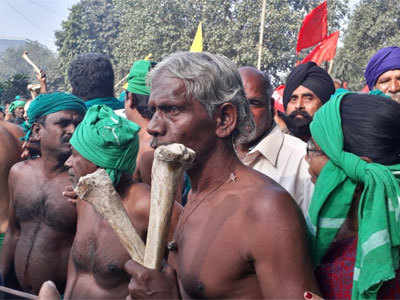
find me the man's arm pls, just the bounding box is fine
[0,168,22,293]
[245,188,319,299]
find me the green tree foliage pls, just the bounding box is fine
[0,41,61,92]
[333,0,400,90]
[55,0,120,87]
[0,74,30,105]
[113,0,348,85]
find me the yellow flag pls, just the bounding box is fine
[190,22,203,52]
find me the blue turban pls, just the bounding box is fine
[24,92,86,140]
[365,47,400,90]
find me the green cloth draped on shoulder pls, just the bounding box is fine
[85,97,124,110]
[307,90,400,300]
[23,92,86,141]
[8,100,25,113]
[70,105,140,186]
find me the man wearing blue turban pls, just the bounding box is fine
[0,92,86,296]
[365,46,400,102]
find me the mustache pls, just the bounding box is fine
[288,110,313,120]
[61,135,72,144]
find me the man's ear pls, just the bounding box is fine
[360,156,373,163]
[124,92,134,111]
[31,123,42,142]
[214,102,237,138]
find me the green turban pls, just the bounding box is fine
[126,60,156,95]
[24,92,86,140]
[70,105,140,186]
[307,90,400,300]
[9,100,25,113]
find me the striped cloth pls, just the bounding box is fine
[307,90,400,299]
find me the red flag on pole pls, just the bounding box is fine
[296,1,328,53]
[301,31,340,65]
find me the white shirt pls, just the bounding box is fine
[241,125,314,215]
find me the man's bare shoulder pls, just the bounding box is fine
[124,182,151,217]
[10,159,41,178]
[235,165,303,223]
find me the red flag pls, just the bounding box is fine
[301,31,340,65]
[273,85,285,112]
[296,1,328,53]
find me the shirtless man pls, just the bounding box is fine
[0,121,23,243]
[63,105,179,299]
[125,52,318,299]
[0,92,86,295]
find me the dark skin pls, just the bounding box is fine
[62,148,181,299]
[236,67,274,159]
[0,110,83,295]
[0,121,23,233]
[125,92,153,166]
[125,74,319,299]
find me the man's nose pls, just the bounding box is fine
[65,155,72,168]
[65,123,76,135]
[389,79,400,93]
[295,98,305,110]
[147,111,165,137]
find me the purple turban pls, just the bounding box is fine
[365,47,400,90]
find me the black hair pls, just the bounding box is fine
[341,94,400,165]
[68,53,114,100]
[126,92,153,120]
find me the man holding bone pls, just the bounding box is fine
[63,105,180,299]
[125,52,318,299]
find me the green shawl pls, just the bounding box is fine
[308,90,400,299]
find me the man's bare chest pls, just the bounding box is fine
[72,203,130,288]
[169,201,255,298]
[13,175,76,231]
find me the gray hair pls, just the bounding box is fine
[148,51,255,143]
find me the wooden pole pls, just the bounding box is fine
[257,0,267,70]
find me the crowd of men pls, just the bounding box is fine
[0,45,399,300]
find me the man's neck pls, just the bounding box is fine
[187,140,241,195]
[236,123,275,158]
[39,151,68,176]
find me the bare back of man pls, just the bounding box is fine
[0,121,23,233]
[168,163,317,299]
[0,158,76,294]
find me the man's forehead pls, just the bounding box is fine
[292,85,318,97]
[149,76,187,102]
[378,69,400,80]
[46,110,82,120]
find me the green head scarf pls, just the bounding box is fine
[126,60,156,95]
[23,92,86,140]
[308,90,400,299]
[9,100,25,113]
[70,105,140,186]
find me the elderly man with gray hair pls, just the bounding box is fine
[124,51,318,299]
[235,66,313,215]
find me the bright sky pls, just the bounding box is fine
[0,0,360,54]
[0,0,81,52]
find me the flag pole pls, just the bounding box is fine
[257,0,267,70]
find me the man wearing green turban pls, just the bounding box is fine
[305,91,400,299]
[63,105,164,299]
[8,99,25,125]
[0,92,86,295]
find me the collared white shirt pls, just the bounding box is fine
[241,125,314,215]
